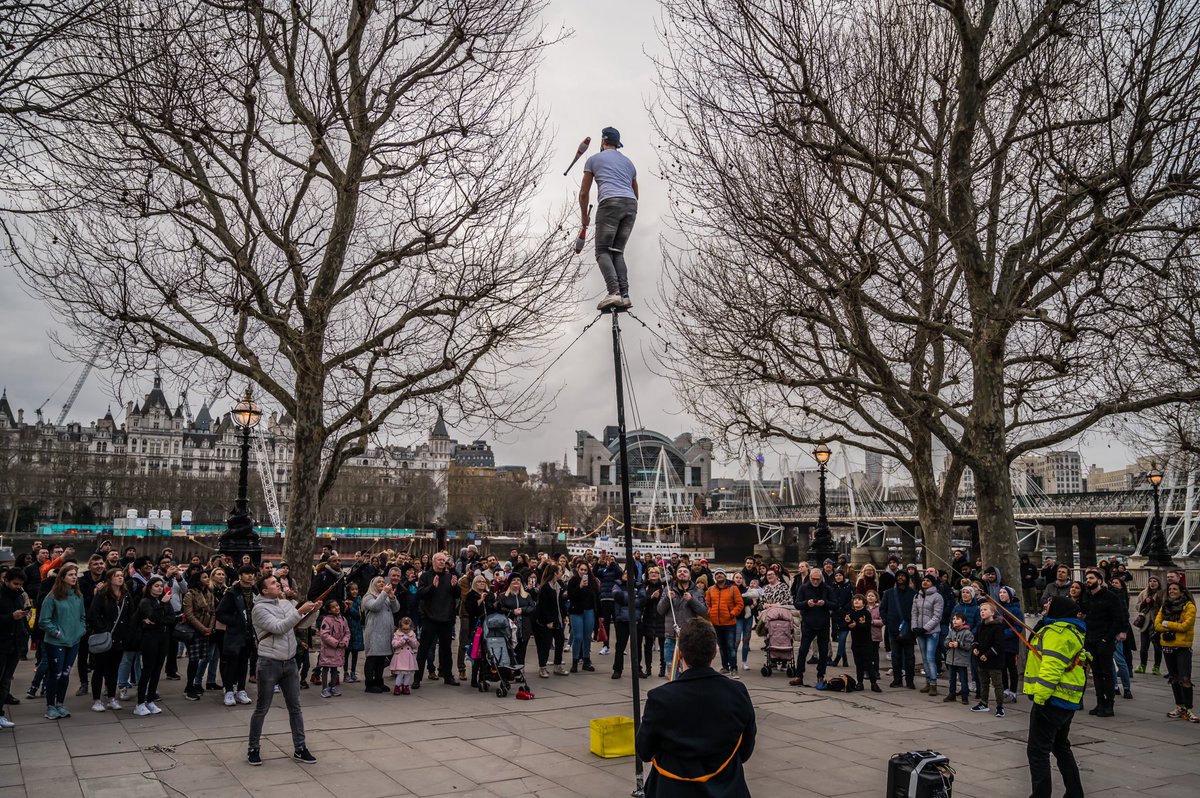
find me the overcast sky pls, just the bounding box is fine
[0,1,1133,482]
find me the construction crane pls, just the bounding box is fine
[55,342,105,426]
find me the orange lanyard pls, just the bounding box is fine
[652,734,743,783]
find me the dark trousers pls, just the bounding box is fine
[714,625,737,672]
[891,639,916,684]
[248,657,305,752]
[138,635,169,705]
[1088,641,1115,710]
[364,655,388,690]
[797,625,829,680]
[165,638,179,677]
[1164,648,1193,708]
[1138,629,1162,669]
[1027,703,1084,798]
[0,651,18,717]
[853,644,879,687]
[612,621,632,675]
[221,645,251,693]
[77,641,90,686]
[415,619,454,684]
[533,624,564,667]
[642,629,660,675]
[90,647,121,700]
[598,598,615,644]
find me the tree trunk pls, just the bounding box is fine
[969,339,1021,599]
[281,380,325,599]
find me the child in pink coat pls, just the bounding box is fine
[389,617,419,695]
[318,599,350,697]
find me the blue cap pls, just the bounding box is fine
[601,126,623,148]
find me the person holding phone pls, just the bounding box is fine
[0,569,30,728]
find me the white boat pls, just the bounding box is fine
[566,534,713,562]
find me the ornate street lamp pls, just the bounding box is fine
[219,386,264,566]
[1144,466,1176,568]
[809,443,836,562]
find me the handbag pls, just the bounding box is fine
[88,599,125,654]
[173,617,197,644]
[1131,612,1148,633]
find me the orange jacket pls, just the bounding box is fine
[706,582,744,627]
[40,555,66,580]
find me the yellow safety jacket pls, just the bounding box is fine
[1023,618,1089,710]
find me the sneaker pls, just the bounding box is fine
[293,747,317,764]
[321,689,332,698]
[600,646,610,656]
[56,704,70,718]
[44,706,60,720]
[1185,710,1200,724]
[76,684,89,697]
[1003,689,1016,703]
[581,662,595,672]
[619,296,633,309]
[1167,706,1186,718]
[298,681,308,690]
[597,293,624,311]
[742,663,750,671]
[223,691,235,706]
[345,672,359,683]
[25,687,37,700]
[555,665,570,675]
[133,703,151,717]
[539,667,550,679]
[235,690,252,705]
[107,698,122,710]
[1135,665,1145,674]
[273,685,280,694]
[1123,688,1133,699]
[146,702,161,714]
[205,682,220,691]
[1153,666,1160,675]
[970,703,989,712]
[0,716,14,729]
[92,700,106,712]
[331,687,341,696]
[729,670,739,680]
[995,707,1006,718]
[184,690,200,702]
[118,687,130,701]
[942,695,957,703]
[247,748,262,766]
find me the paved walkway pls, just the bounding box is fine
[1,652,1197,797]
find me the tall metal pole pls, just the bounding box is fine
[236,424,252,517]
[1145,477,1176,568]
[611,310,644,796]
[810,458,835,562]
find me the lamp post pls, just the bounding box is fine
[808,443,836,563]
[1143,466,1176,568]
[219,386,263,566]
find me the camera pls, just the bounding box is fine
[1161,631,1177,642]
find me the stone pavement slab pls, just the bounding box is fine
[1,651,1198,797]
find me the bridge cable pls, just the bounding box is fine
[507,312,605,412]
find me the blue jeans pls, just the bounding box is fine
[29,645,48,692]
[202,640,220,685]
[118,650,142,690]
[663,637,678,680]
[569,610,595,663]
[1113,649,1131,691]
[948,665,969,699]
[834,629,849,664]
[734,617,753,664]
[594,198,637,296]
[919,632,941,683]
[44,643,79,707]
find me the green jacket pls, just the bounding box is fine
[1023,617,1089,711]
[39,591,87,648]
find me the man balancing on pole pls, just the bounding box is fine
[580,126,638,311]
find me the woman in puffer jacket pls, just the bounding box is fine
[910,573,944,696]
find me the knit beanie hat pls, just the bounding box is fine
[1046,596,1079,619]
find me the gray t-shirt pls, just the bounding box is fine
[584,149,637,203]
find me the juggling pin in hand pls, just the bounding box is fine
[563,136,591,175]
[574,204,593,254]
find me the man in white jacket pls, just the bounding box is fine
[247,575,317,767]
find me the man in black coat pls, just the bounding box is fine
[789,569,833,686]
[413,551,460,689]
[1082,568,1124,717]
[636,617,756,798]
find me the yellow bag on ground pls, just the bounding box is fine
[590,715,635,758]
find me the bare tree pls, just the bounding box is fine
[654,0,1200,580]
[7,0,578,593]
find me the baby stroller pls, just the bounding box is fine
[478,611,530,698]
[760,605,797,677]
